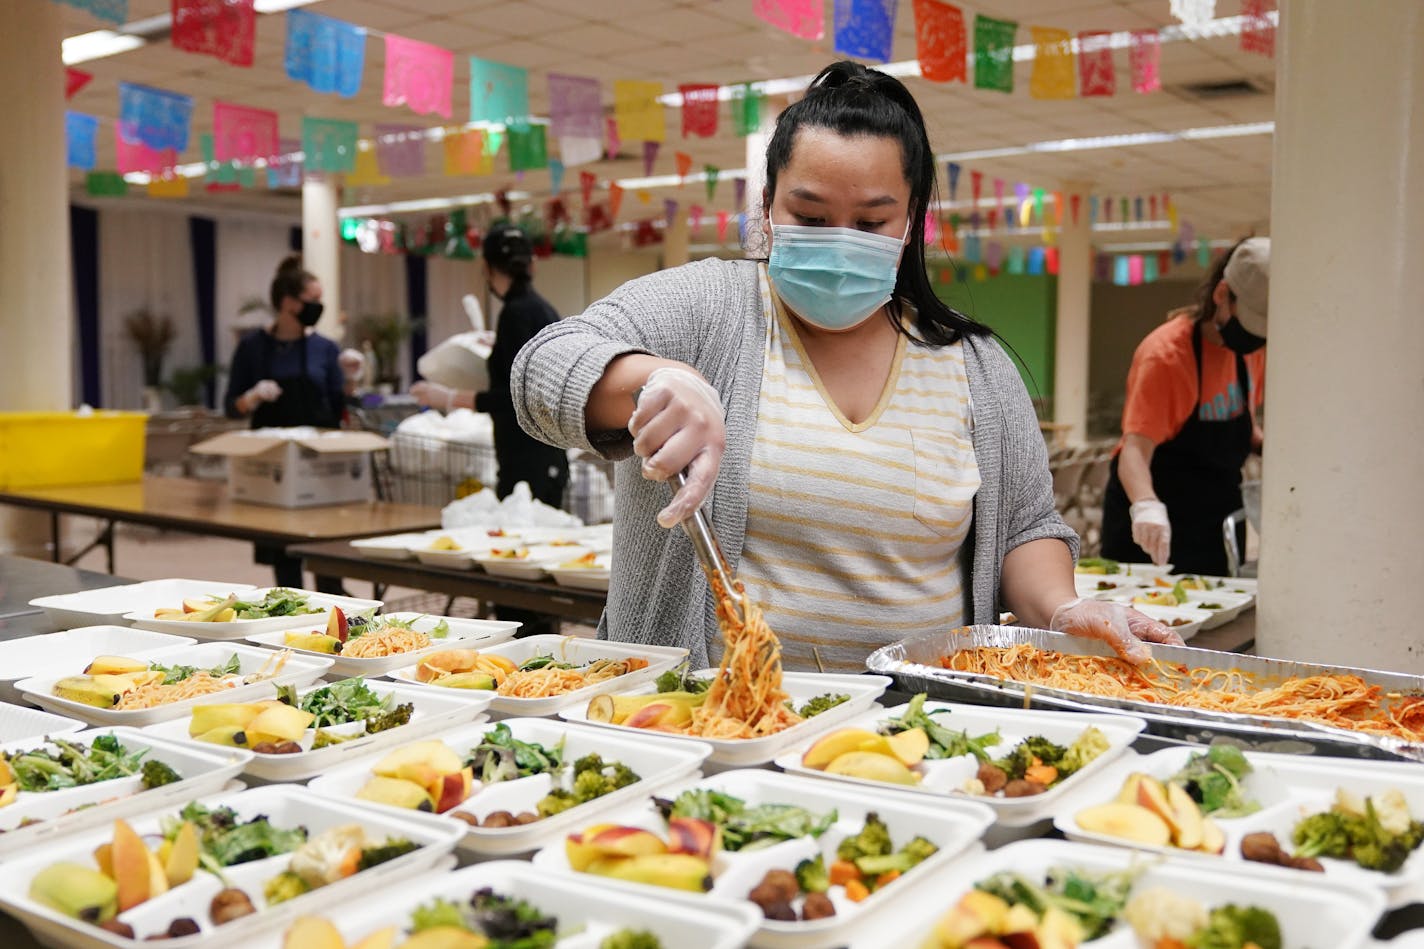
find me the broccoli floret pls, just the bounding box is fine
[599,929,664,949]
[573,768,613,801]
[1021,735,1068,765]
[604,761,639,791]
[537,790,578,818]
[262,871,310,906]
[140,759,182,790]
[1292,811,1351,859]
[795,855,829,893]
[1186,904,1282,949]
[363,702,413,734]
[410,897,468,933]
[357,839,418,870]
[836,812,893,862]
[900,835,940,867]
[92,734,122,754]
[853,838,939,878]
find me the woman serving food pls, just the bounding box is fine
[513,62,1178,672]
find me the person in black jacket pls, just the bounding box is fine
[412,225,569,506]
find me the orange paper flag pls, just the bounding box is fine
[443,129,490,176]
[1029,26,1076,100]
[608,182,625,218]
[675,151,693,182]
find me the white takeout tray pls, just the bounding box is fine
[308,717,711,857]
[16,641,333,727]
[773,699,1144,827]
[0,726,250,855]
[141,677,489,782]
[559,671,891,766]
[245,611,520,678]
[249,859,760,949]
[0,702,85,743]
[28,578,258,630]
[547,555,612,592]
[1073,572,1147,597]
[125,587,383,640]
[1101,587,1254,629]
[0,626,196,705]
[0,782,464,949]
[1119,603,1210,640]
[1052,744,1424,908]
[532,768,995,949]
[472,544,594,580]
[852,836,1385,949]
[349,531,435,561]
[386,634,686,717]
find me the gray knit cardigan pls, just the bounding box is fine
[512,257,1078,667]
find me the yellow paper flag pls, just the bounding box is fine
[1029,26,1076,100]
[147,174,189,198]
[346,146,390,186]
[973,263,989,282]
[443,129,491,176]
[636,189,652,204]
[614,80,665,143]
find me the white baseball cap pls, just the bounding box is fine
[1223,237,1269,338]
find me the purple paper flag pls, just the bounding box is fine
[834,0,898,63]
[986,241,1003,271]
[119,82,192,153]
[642,140,660,176]
[374,123,426,177]
[734,177,747,209]
[267,137,303,188]
[664,198,680,228]
[547,73,602,140]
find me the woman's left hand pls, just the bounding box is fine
[1050,597,1184,665]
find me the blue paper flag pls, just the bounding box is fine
[1135,195,1145,221]
[1027,246,1045,275]
[118,82,192,153]
[833,0,898,63]
[285,9,366,98]
[66,112,99,171]
[469,57,529,124]
[947,162,960,202]
[55,0,127,26]
[963,234,982,264]
[1089,195,1099,224]
[548,158,565,196]
[1114,255,1131,286]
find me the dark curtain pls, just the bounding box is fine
[405,254,428,381]
[188,216,218,407]
[70,205,101,407]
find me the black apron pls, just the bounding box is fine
[1102,323,1252,576]
[250,334,339,430]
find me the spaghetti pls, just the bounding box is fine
[497,667,589,697]
[114,673,240,710]
[941,643,1424,742]
[682,576,802,740]
[341,626,431,659]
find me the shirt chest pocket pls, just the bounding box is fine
[910,429,981,539]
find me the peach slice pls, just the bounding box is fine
[350,927,399,949]
[111,819,151,912]
[1134,775,1183,839]
[667,817,721,860]
[565,823,617,871]
[825,750,920,785]
[584,825,669,859]
[931,890,1010,946]
[426,767,474,814]
[802,728,891,770]
[1199,816,1226,854]
[1166,781,1205,849]
[887,727,930,767]
[1115,772,1147,805]
[1075,802,1172,847]
[283,916,345,949]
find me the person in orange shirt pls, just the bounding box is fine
[1100,238,1268,576]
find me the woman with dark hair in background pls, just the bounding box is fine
[1101,238,1269,576]
[513,61,1179,670]
[224,255,363,588]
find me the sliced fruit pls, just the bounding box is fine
[930,890,1010,946]
[283,916,345,949]
[372,741,463,788]
[93,843,113,878]
[886,727,930,767]
[565,823,617,872]
[144,848,169,900]
[29,863,118,923]
[356,776,435,812]
[164,821,199,886]
[430,672,496,691]
[190,704,264,735]
[802,728,892,770]
[0,756,13,788]
[624,701,695,730]
[1134,775,1182,838]
[0,785,16,808]
[667,817,721,860]
[183,598,215,613]
[1199,816,1226,854]
[1115,772,1147,805]
[350,927,400,949]
[246,704,316,744]
[1166,781,1205,849]
[52,675,129,708]
[586,694,616,723]
[111,819,152,912]
[83,655,148,676]
[584,853,711,892]
[1074,802,1172,847]
[824,750,920,785]
[426,767,475,814]
[584,825,669,859]
[193,724,250,747]
[399,927,488,949]
[285,632,341,654]
[326,608,350,643]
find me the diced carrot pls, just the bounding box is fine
[828,859,861,887]
[1156,939,1189,949]
[1024,764,1058,786]
[874,869,901,888]
[626,658,649,671]
[843,878,870,902]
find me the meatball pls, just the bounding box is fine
[1240,831,1285,865]
[976,762,1008,794]
[801,891,836,921]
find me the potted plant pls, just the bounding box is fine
[352,312,424,392]
[165,364,222,408]
[123,308,175,412]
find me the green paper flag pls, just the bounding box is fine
[86,171,128,196]
[704,164,719,201]
[732,84,762,137]
[302,117,359,173]
[1197,238,1211,268]
[485,128,505,158]
[974,15,1017,93]
[1032,187,1045,221]
[508,122,547,171]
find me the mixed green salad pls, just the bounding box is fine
[658,788,836,851]
[277,677,413,733]
[1168,745,1260,817]
[4,734,179,792]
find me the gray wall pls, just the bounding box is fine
[1087,279,1201,438]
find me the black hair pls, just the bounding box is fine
[483,223,533,289]
[1193,238,1246,324]
[269,254,316,312]
[762,60,988,346]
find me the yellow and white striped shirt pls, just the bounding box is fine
[739,268,981,672]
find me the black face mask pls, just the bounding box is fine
[1219,315,1265,354]
[296,300,324,327]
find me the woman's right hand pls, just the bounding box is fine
[242,379,282,412]
[629,366,725,528]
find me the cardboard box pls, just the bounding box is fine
[189,428,389,508]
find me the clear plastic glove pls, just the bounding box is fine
[411,381,455,412]
[338,348,365,383]
[1129,499,1172,565]
[244,379,282,406]
[1050,596,1185,665]
[629,366,725,528]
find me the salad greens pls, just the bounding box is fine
[6,734,165,792]
[1076,557,1121,575]
[536,753,639,818]
[463,723,564,785]
[229,588,320,620]
[279,678,413,732]
[1168,745,1260,817]
[975,866,1137,940]
[430,618,451,639]
[879,693,1002,762]
[789,693,850,718]
[659,789,836,852]
[654,660,712,695]
[149,653,241,685]
[411,887,558,948]
[163,801,307,874]
[600,930,662,949]
[519,653,576,672]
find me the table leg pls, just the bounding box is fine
[49,512,60,563]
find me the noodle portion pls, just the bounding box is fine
[941,643,1424,742]
[114,673,239,710]
[341,626,431,659]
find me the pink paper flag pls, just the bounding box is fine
[1128,254,1144,285]
[690,204,704,231]
[1129,30,1160,94]
[116,135,176,175]
[679,83,719,138]
[1077,31,1116,97]
[383,34,453,119]
[642,140,660,176]
[924,210,938,246]
[754,0,824,40]
[605,117,621,160]
[716,210,731,243]
[213,100,278,163]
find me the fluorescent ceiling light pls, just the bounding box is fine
[62,30,144,64]
[939,121,1273,162]
[252,0,321,12]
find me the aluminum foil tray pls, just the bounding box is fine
[866,625,1424,763]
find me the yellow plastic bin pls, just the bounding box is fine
[0,411,147,489]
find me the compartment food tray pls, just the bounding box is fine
[0,702,84,743]
[0,626,198,705]
[28,579,257,630]
[125,587,382,640]
[245,611,520,678]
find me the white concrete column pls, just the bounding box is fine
[0,0,72,410]
[1257,2,1424,669]
[301,175,343,341]
[1053,182,1092,444]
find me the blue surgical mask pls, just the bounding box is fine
[767,222,907,331]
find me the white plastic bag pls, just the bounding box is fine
[416,330,494,393]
